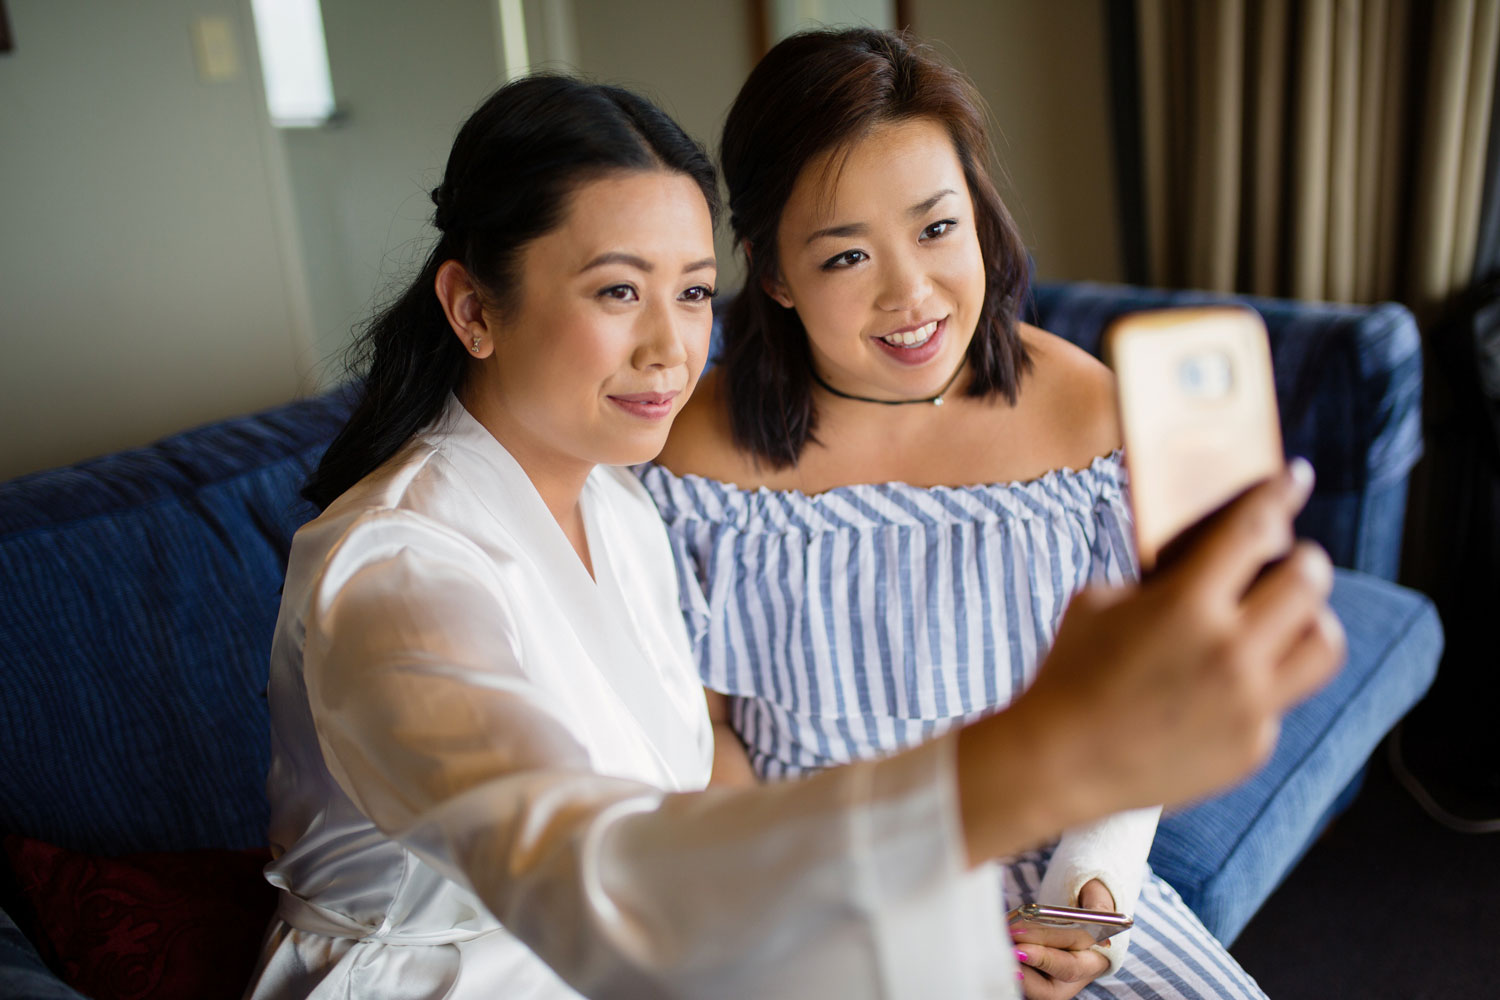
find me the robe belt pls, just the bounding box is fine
[277,891,491,946]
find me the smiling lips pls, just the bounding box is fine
[608,390,679,420]
[880,319,940,348]
[873,316,947,365]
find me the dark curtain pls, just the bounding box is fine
[1396,48,1500,815]
[1110,0,1500,816]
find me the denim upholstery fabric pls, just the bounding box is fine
[0,905,86,1000]
[1151,570,1440,944]
[1027,282,1424,582]
[0,388,356,854]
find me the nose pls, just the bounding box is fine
[874,250,933,313]
[633,298,690,370]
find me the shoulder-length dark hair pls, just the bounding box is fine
[302,75,720,510]
[719,28,1032,468]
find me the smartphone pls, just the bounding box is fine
[1104,307,1284,574]
[1007,902,1134,944]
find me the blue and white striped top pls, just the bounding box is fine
[638,452,1138,781]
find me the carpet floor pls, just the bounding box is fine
[1230,738,1500,999]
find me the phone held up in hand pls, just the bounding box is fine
[1104,307,1285,575]
[1007,902,1134,944]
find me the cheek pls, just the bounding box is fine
[952,233,986,279]
[792,275,866,345]
[553,315,627,377]
[938,240,987,311]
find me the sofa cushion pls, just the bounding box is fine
[0,388,355,854]
[2,836,274,1000]
[1150,569,1441,944]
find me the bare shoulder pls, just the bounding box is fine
[654,368,755,483]
[1018,322,1122,464]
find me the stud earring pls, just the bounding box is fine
[470,336,482,354]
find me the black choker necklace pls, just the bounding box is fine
[810,357,967,406]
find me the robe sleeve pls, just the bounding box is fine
[303,519,1019,999]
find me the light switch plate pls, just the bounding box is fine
[191,16,240,82]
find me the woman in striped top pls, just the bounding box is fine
[644,28,1304,1000]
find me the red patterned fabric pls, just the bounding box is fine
[2,836,275,1000]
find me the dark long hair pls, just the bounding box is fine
[719,28,1033,468]
[302,75,720,510]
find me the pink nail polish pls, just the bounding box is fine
[1015,949,1029,963]
[1017,970,1026,981]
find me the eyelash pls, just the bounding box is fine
[821,250,868,271]
[596,284,716,302]
[923,219,959,240]
[819,219,961,270]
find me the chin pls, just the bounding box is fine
[596,435,670,468]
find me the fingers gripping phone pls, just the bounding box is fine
[1104,307,1285,574]
[1007,902,1134,944]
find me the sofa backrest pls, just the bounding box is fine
[1026,283,1424,581]
[0,389,355,854]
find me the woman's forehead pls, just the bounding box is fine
[537,169,716,269]
[785,118,967,231]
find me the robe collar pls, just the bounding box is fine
[422,395,705,790]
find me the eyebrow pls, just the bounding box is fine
[909,188,958,217]
[579,252,717,274]
[805,188,959,244]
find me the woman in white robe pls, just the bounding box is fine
[245,75,1343,1000]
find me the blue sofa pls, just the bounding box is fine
[0,284,1441,997]
[1028,283,1440,941]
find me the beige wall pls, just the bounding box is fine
[0,0,502,479]
[571,0,755,288]
[0,0,1119,480]
[912,0,1122,284]
[0,0,306,480]
[282,0,500,381]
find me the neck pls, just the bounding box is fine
[455,385,595,577]
[811,355,968,407]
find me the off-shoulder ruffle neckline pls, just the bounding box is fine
[638,450,1127,531]
[641,449,1124,502]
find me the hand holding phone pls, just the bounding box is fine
[1007,902,1134,945]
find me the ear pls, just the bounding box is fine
[760,271,795,310]
[744,239,795,309]
[435,259,495,359]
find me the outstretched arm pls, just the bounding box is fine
[305,525,1016,998]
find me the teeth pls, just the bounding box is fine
[883,320,938,348]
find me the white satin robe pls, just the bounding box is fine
[246,396,1020,1000]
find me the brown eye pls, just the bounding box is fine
[821,249,868,270]
[921,220,958,241]
[599,284,639,302]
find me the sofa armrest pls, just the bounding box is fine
[1028,282,1423,581]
